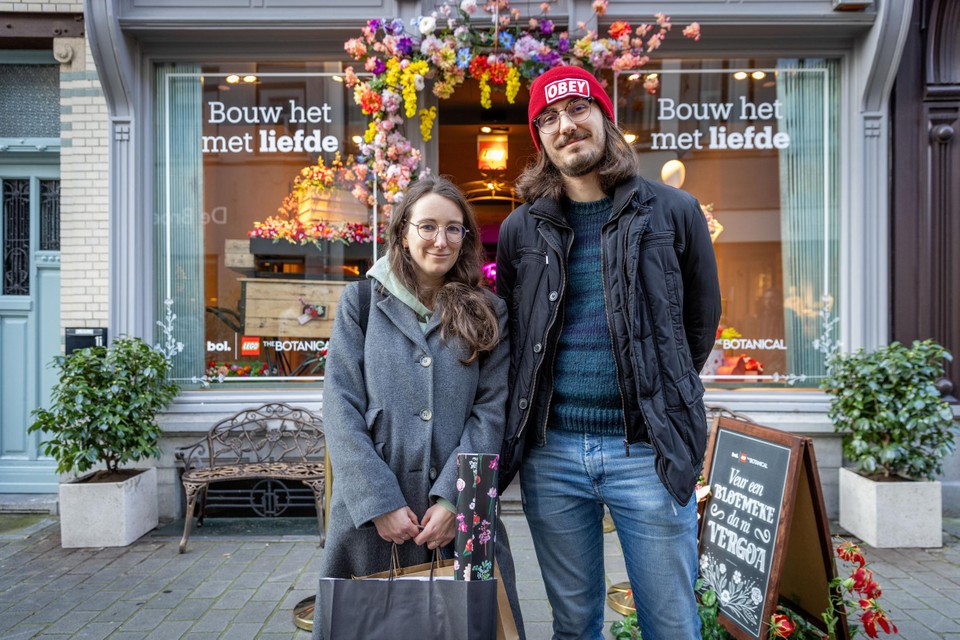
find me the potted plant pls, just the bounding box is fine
[821,339,958,548]
[29,335,179,548]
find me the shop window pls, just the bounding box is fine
[616,58,840,387]
[155,63,374,384]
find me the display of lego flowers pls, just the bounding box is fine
[249,218,384,248]
[767,540,897,639]
[342,0,701,217]
[248,153,388,246]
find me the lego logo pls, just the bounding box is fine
[240,336,260,356]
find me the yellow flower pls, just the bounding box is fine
[505,67,520,104]
[419,106,437,141]
[364,120,377,143]
[479,73,492,109]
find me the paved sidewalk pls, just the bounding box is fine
[0,513,958,639]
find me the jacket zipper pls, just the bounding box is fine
[601,199,637,456]
[534,224,573,446]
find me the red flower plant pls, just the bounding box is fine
[767,539,897,639]
[771,613,796,638]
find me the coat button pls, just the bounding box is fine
[548,291,559,302]
[518,398,528,410]
[429,467,438,481]
[420,355,432,367]
[533,343,542,353]
[420,409,433,421]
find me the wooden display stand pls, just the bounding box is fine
[241,278,347,339]
[699,417,849,640]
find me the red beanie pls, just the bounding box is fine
[528,66,615,151]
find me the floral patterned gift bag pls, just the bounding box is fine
[453,453,499,581]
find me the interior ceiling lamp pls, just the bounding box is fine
[733,71,748,80]
[623,132,637,144]
[477,134,509,172]
[660,159,686,189]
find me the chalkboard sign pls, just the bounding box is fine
[699,417,848,640]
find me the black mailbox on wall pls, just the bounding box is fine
[65,328,108,355]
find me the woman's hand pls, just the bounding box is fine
[373,507,421,545]
[414,504,457,550]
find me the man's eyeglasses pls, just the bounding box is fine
[409,221,469,244]
[533,97,595,135]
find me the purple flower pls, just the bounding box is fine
[372,58,386,74]
[388,18,405,35]
[367,19,382,31]
[540,19,554,35]
[396,36,414,55]
[557,37,570,53]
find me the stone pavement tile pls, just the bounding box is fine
[143,620,192,640]
[230,571,271,589]
[524,621,553,639]
[54,607,99,633]
[515,579,547,600]
[230,599,278,624]
[0,608,33,628]
[518,597,552,623]
[73,588,124,612]
[117,607,168,632]
[35,634,71,639]
[64,623,115,640]
[179,633,220,640]
[260,634,301,640]
[5,625,52,640]
[143,587,189,610]
[222,621,264,640]
[165,597,215,621]
[211,587,255,610]
[189,579,232,599]
[251,580,293,602]
[894,615,947,640]
[104,632,147,639]
[188,607,237,633]
[90,597,143,623]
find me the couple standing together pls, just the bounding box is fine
[316,65,721,640]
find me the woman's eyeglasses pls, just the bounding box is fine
[533,97,595,135]
[409,221,469,244]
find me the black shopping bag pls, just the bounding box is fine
[315,574,498,640]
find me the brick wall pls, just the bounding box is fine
[1,1,82,10]
[57,37,110,330]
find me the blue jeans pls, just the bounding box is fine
[521,430,700,640]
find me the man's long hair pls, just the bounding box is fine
[516,116,641,203]
[387,175,500,364]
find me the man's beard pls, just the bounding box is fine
[553,132,602,177]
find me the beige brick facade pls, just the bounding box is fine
[2,1,82,10]
[57,37,110,330]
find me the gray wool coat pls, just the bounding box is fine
[315,277,524,638]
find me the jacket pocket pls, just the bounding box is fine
[675,371,707,467]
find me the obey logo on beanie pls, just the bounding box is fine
[528,66,615,151]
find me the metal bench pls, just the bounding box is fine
[174,402,326,553]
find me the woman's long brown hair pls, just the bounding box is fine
[387,175,500,364]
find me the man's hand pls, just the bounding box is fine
[372,507,421,545]
[414,504,457,550]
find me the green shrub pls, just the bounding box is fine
[29,337,179,475]
[820,339,957,480]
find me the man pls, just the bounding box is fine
[496,65,721,640]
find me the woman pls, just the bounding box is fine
[314,175,524,638]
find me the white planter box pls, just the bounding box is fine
[839,466,942,548]
[59,467,158,548]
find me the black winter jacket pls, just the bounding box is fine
[495,175,721,504]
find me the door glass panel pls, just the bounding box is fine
[2,179,30,295]
[39,179,60,251]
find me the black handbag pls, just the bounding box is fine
[314,549,498,640]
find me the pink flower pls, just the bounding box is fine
[682,22,701,41]
[591,0,607,17]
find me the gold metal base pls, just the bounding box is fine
[294,595,315,632]
[606,581,635,615]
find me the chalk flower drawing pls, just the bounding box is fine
[699,552,760,628]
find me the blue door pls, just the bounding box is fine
[0,164,61,491]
